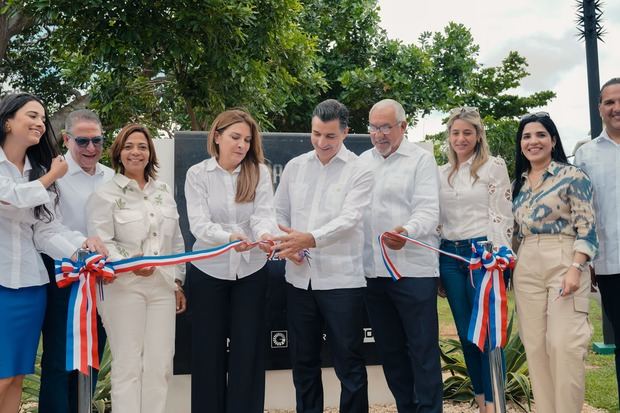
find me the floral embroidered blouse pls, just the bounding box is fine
[439,155,513,247]
[512,161,598,259]
[87,174,185,287]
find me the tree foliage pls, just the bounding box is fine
[0,0,554,153]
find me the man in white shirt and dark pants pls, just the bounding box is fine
[361,99,443,413]
[575,77,620,409]
[274,99,373,413]
[38,110,114,413]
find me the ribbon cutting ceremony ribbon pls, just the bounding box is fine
[467,244,515,351]
[55,239,298,374]
[378,232,515,351]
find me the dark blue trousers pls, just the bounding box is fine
[190,266,268,413]
[365,277,443,413]
[597,274,620,409]
[38,254,106,413]
[286,283,368,413]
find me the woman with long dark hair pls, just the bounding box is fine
[512,112,597,413]
[0,93,103,412]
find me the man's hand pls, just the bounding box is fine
[82,236,109,256]
[272,225,315,261]
[383,226,407,250]
[230,233,255,252]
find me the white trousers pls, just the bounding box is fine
[98,272,176,413]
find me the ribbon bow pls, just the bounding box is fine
[467,244,516,351]
[55,254,115,374]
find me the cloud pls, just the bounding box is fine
[485,30,584,91]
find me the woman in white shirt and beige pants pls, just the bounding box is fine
[438,107,513,413]
[184,109,278,413]
[87,124,186,413]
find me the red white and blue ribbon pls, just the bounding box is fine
[467,244,515,351]
[55,239,291,375]
[378,231,515,351]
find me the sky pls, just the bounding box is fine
[377,0,620,153]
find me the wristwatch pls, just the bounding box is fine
[571,262,587,272]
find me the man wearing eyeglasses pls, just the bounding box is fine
[575,77,620,409]
[38,109,114,413]
[361,99,442,413]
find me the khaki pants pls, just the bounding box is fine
[513,234,591,413]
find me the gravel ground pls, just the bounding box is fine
[267,400,608,412]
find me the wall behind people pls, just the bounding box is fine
[171,131,377,373]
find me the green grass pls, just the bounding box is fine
[585,298,619,412]
[438,294,619,412]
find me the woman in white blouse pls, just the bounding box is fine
[0,93,103,412]
[87,124,186,413]
[184,109,277,413]
[438,107,513,413]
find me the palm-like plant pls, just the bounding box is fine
[440,313,533,412]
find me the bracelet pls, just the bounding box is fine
[571,262,587,272]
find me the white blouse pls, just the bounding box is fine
[438,156,513,247]
[87,174,185,288]
[184,159,278,280]
[0,147,85,288]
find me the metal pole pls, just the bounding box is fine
[477,240,506,413]
[583,0,603,138]
[76,248,92,413]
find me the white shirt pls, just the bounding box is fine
[275,145,373,290]
[0,146,85,288]
[57,151,114,235]
[438,156,513,247]
[361,140,440,278]
[574,130,620,274]
[87,175,185,287]
[185,159,278,280]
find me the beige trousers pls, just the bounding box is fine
[98,271,176,413]
[513,234,591,413]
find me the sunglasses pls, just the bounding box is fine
[520,111,550,121]
[69,135,104,148]
[449,106,479,116]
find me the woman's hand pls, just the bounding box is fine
[134,267,155,277]
[230,233,255,252]
[175,281,187,314]
[560,266,582,297]
[258,233,275,253]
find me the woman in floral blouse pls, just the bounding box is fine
[87,124,186,413]
[512,112,597,413]
[438,107,513,413]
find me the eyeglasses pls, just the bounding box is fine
[69,135,104,148]
[367,121,401,134]
[520,111,550,121]
[449,106,479,116]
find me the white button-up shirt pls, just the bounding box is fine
[185,159,278,280]
[0,147,85,288]
[57,151,114,235]
[87,174,185,287]
[275,145,373,290]
[438,156,513,247]
[575,130,620,274]
[361,140,440,278]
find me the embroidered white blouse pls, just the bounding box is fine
[87,174,185,288]
[438,155,513,247]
